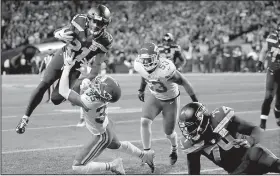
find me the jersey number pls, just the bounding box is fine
[68,39,95,61]
[95,105,107,124]
[271,47,280,62]
[149,81,168,93]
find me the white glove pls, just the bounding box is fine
[63,48,76,69]
[80,78,91,91]
[54,27,74,43]
[76,58,91,77]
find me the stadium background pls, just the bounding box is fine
[2,1,280,74]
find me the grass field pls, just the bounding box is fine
[2,73,280,175]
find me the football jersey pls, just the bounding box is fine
[80,87,109,135]
[134,57,179,100]
[180,106,248,173]
[266,32,280,71]
[158,44,182,64]
[56,14,113,63]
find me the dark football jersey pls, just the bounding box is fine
[266,32,280,71]
[158,44,182,64]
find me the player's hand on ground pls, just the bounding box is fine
[232,139,251,148]
[138,91,145,102]
[63,48,76,68]
[76,58,89,76]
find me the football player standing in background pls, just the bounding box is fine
[258,23,280,130]
[158,33,186,72]
[134,42,198,165]
[16,5,114,134]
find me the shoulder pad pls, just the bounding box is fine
[71,14,88,32]
[266,33,278,44]
[158,59,176,79]
[80,88,96,111]
[211,106,235,133]
[180,137,205,154]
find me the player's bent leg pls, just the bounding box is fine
[141,95,162,151]
[260,71,276,129]
[274,84,280,126]
[247,144,279,174]
[161,96,180,165]
[51,69,80,105]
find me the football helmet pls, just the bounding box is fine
[163,33,174,45]
[90,75,121,103]
[137,42,160,72]
[87,5,111,36]
[178,102,212,142]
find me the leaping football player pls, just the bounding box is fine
[258,23,280,130]
[179,102,280,174]
[134,42,199,165]
[16,5,113,134]
[158,33,186,72]
[58,49,155,175]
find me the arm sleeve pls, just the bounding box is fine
[138,77,147,92]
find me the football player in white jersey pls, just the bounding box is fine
[59,49,155,174]
[134,42,199,165]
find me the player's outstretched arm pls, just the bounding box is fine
[59,50,87,109]
[169,71,198,102]
[87,53,107,80]
[231,115,262,146]
[186,152,201,174]
[138,77,147,102]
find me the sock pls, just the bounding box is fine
[165,131,178,152]
[22,115,29,121]
[274,107,280,119]
[261,97,273,117]
[118,141,144,159]
[25,81,51,117]
[270,160,280,173]
[80,107,85,120]
[260,115,268,120]
[72,161,110,174]
[140,118,152,150]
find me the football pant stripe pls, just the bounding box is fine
[81,134,103,164]
[82,132,109,165]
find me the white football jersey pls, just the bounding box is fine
[80,88,109,135]
[134,57,179,100]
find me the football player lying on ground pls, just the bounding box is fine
[179,102,280,174]
[58,49,155,175]
[134,42,198,165]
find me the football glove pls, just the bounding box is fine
[138,91,145,102]
[54,27,74,43]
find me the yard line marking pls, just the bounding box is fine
[2,99,263,119]
[1,110,266,132]
[2,138,166,154]
[2,129,279,154]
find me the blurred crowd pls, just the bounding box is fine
[2,1,280,74]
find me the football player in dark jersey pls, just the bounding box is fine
[158,33,186,71]
[258,23,280,130]
[179,102,280,175]
[16,5,113,134]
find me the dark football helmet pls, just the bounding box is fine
[137,42,160,72]
[178,102,212,142]
[162,33,174,45]
[90,75,121,103]
[87,4,111,36]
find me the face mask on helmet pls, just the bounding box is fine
[87,15,108,36]
[89,75,113,102]
[138,53,159,72]
[178,105,211,142]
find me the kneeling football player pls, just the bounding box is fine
[58,49,155,174]
[179,102,280,174]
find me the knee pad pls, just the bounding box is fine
[141,117,153,127]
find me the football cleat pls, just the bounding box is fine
[16,118,29,134]
[260,119,267,130]
[110,158,125,175]
[276,118,280,127]
[142,150,155,173]
[169,150,178,165]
